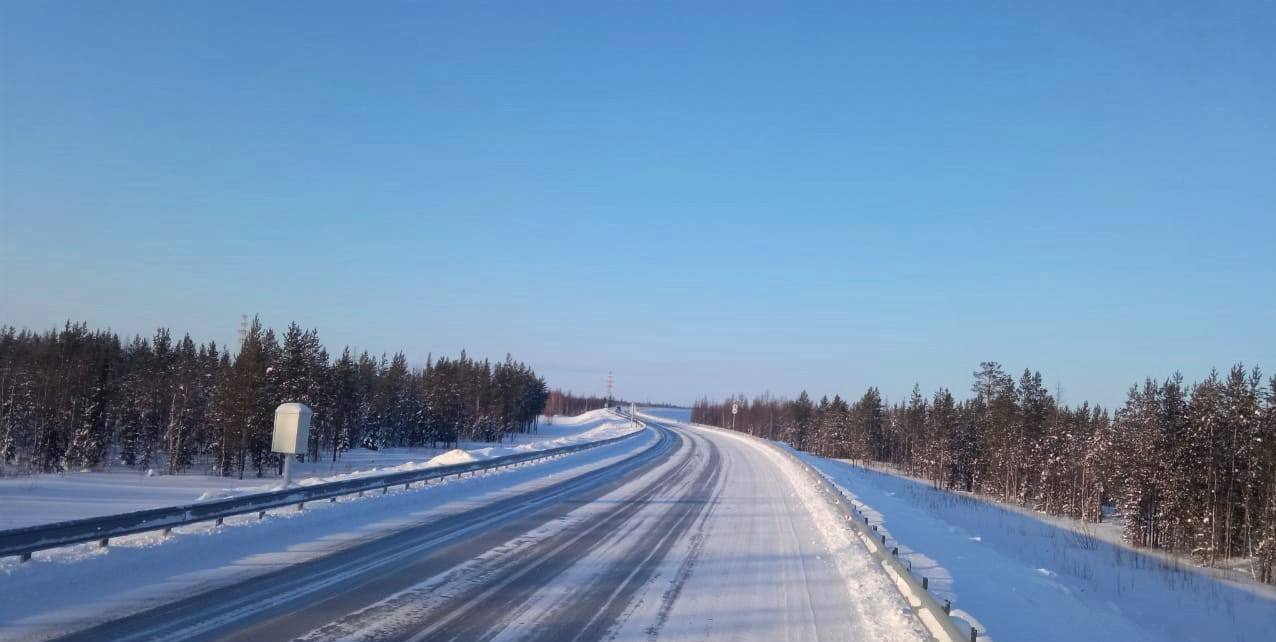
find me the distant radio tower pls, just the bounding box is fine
[607,371,614,407]
[237,314,249,350]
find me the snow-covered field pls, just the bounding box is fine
[0,410,635,530]
[801,453,1276,642]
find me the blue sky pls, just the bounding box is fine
[2,2,1273,408]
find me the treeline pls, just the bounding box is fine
[0,320,549,478]
[692,362,1276,583]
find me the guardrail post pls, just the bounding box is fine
[163,527,172,537]
[20,552,31,562]
[258,511,266,520]
[98,538,109,548]
[297,502,305,511]
[881,534,887,545]
[215,517,223,526]
[943,599,951,614]
[970,627,978,641]
[922,577,929,589]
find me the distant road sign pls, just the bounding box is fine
[732,403,738,415]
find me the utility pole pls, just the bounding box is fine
[237,314,248,353]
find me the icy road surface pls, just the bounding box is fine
[20,419,924,642]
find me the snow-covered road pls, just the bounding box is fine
[6,418,925,642]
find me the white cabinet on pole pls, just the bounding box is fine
[273,403,313,487]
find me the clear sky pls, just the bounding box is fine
[2,2,1273,409]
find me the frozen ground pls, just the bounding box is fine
[800,453,1276,642]
[0,410,632,530]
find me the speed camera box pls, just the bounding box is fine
[272,402,313,454]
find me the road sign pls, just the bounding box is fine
[732,403,738,415]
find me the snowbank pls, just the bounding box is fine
[427,449,482,466]
[802,454,1276,642]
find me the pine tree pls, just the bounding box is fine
[902,385,927,476]
[329,348,359,460]
[925,388,957,488]
[788,391,814,452]
[972,362,1017,500]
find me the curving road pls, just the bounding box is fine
[53,419,920,642]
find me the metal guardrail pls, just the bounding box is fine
[2,412,647,563]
